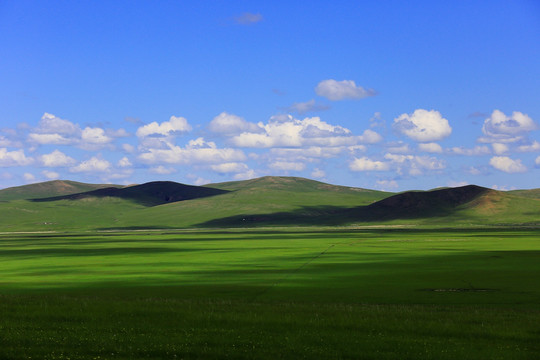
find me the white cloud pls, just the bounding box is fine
[208,112,262,136]
[311,168,325,179]
[383,153,446,176]
[81,127,113,146]
[39,150,76,167]
[23,173,36,183]
[210,162,249,173]
[42,170,60,180]
[492,143,509,155]
[149,166,176,175]
[349,157,390,171]
[269,161,306,171]
[117,157,132,168]
[36,113,80,135]
[481,110,536,143]
[418,142,442,153]
[28,133,73,145]
[0,135,21,148]
[230,115,379,148]
[393,109,452,142]
[489,156,527,173]
[233,169,258,180]
[136,116,191,137]
[284,99,330,114]
[450,145,490,156]
[0,148,33,166]
[536,156,540,167]
[139,138,246,165]
[28,113,80,145]
[70,157,111,173]
[315,79,376,101]
[517,141,540,152]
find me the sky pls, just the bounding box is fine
[1,0,539,191]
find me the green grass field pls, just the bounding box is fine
[1,228,539,359]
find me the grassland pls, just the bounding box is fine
[1,228,539,359]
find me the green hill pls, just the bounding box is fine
[114,176,389,229]
[0,180,121,201]
[0,177,538,231]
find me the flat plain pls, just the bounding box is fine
[1,228,539,359]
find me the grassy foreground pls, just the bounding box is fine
[1,228,539,359]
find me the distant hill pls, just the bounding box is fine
[361,185,491,220]
[32,181,229,207]
[0,180,121,201]
[509,188,540,199]
[0,177,537,231]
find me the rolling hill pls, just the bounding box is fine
[0,180,122,201]
[0,177,538,231]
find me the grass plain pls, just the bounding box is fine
[1,228,539,359]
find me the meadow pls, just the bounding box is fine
[1,228,539,359]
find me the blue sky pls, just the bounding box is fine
[1,0,539,191]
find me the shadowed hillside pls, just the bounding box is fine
[32,181,229,207]
[359,185,492,220]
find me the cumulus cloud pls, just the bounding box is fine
[138,137,246,165]
[230,115,380,148]
[39,150,76,167]
[36,113,80,135]
[136,116,191,137]
[208,112,262,136]
[70,157,112,173]
[42,170,60,180]
[492,143,509,155]
[349,157,390,171]
[283,99,330,114]
[117,157,132,168]
[23,173,36,183]
[384,153,446,176]
[393,109,452,142]
[450,145,490,156]
[480,110,537,143]
[233,169,257,180]
[28,113,80,145]
[0,148,33,167]
[234,12,263,25]
[80,127,113,149]
[418,142,443,153]
[489,156,527,173]
[315,79,376,101]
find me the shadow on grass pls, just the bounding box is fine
[31,181,229,207]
